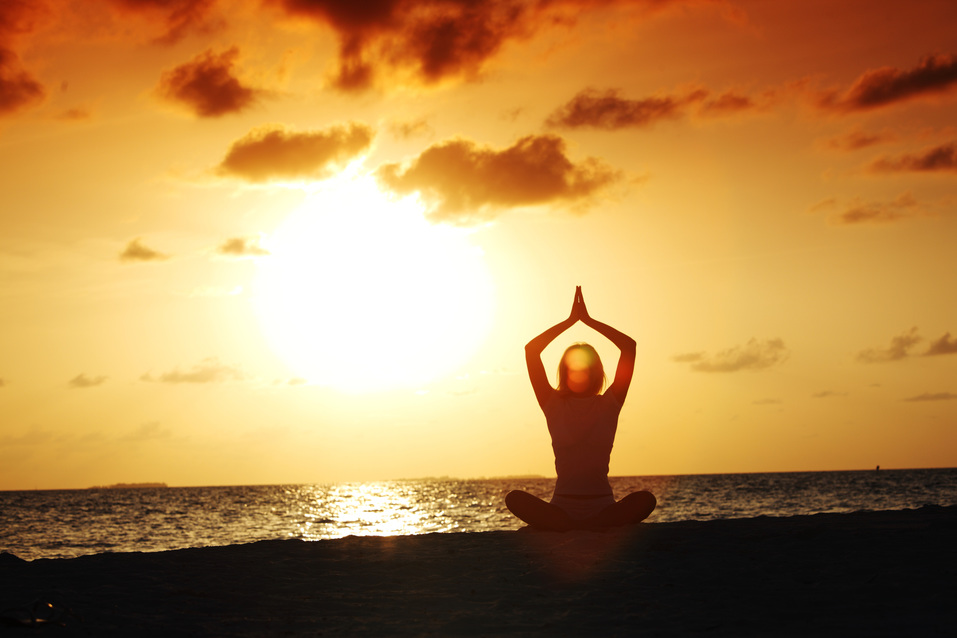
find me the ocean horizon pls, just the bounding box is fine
[4,467,956,561]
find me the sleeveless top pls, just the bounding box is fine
[543,391,622,496]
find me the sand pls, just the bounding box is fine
[2,505,955,636]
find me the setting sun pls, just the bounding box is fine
[253,176,494,391]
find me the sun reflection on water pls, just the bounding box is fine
[285,481,486,541]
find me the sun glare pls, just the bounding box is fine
[254,176,494,392]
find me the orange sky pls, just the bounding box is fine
[2,0,957,490]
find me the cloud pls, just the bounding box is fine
[261,0,539,90]
[868,142,957,174]
[903,392,957,402]
[156,47,262,117]
[119,238,170,263]
[141,358,245,384]
[387,118,433,140]
[819,54,957,112]
[925,332,957,356]
[812,391,848,399]
[0,47,44,116]
[546,88,695,130]
[672,338,789,373]
[827,193,921,225]
[0,377,6,388]
[753,398,782,405]
[545,86,767,130]
[824,129,895,151]
[216,122,373,183]
[263,0,719,91]
[69,373,108,389]
[856,327,921,363]
[120,422,171,442]
[106,0,222,45]
[216,237,269,258]
[376,134,619,224]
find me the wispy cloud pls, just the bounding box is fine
[0,48,44,116]
[812,391,848,399]
[120,421,171,442]
[823,129,896,151]
[818,53,957,112]
[868,142,957,174]
[216,237,269,258]
[545,86,769,130]
[857,328,920,363]
[925,332,957,356]
[156,47,262,117]
[119,238,170,263]
[903,392,957,402]
[141,358,245,384]
[376,134,619,224]
[105,0,223,46]
[858,328,957,362]
[811,193,925,225]
[69,373,108,389]
[216,123,373,183]
[672,338,789,373]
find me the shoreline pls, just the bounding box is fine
[3,505,956,636]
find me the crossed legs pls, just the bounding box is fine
[505,490,656,532]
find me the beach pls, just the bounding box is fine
[2,505,955,636]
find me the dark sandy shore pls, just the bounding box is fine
[2,506,955,636]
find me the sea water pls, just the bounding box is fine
[2,468,956,560]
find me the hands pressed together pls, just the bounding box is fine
[568,285,591,324]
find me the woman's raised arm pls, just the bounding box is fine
[525,287,581,410]
[577,289,636,403]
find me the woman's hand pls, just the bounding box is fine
[577,286,591,322]
[569,285,582,322]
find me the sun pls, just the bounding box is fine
[253,175,494,392]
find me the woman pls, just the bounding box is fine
[506,286,656,531]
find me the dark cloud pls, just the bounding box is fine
[264,0,710,91]
[856,327,921,363]
[141,358,244,384]
[119,238,170,263]
[819,54,957,112]
[546,86,767,130]
[903,392,957,402]
[0,47,44,116]
[376,134,619,224]
[216,122,373,182]
[263,0,534,91]
[106,0,222,45]
[753,398,782,405]
[69,373,108,389]
[925,332,957,356]
[672,338,789,373]
[216,237,269,257]
[156,47,261,117]
[546,88,697,130]
[0,377,6,388]
[868,142,957,174]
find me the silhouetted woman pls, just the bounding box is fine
[506,286,656,531]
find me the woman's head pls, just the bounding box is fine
[557,343,605,396]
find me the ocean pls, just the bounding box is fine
[3,468,956,561]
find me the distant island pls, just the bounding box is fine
[88,482,168,490]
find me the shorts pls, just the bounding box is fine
[550,493,616,521]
